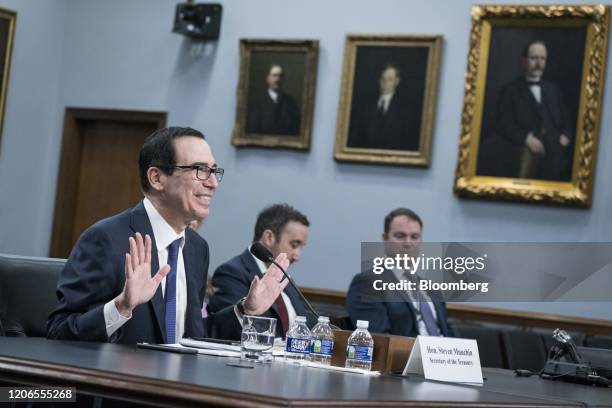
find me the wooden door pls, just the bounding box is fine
[50,108,166,258]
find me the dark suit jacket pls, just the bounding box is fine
[346,269,453,338]
[348,93,420,151]
[495,77,572,180]
[246,91,300,135]
[47,201,239,344]
[209,249,316,339]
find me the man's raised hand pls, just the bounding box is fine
[114,232,170,317]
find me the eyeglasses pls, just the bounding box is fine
[173,165,224,182]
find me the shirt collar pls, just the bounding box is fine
[380,92,394,103]
[143,197,185,251]
[248,244,269,274]
[268,89,279,102]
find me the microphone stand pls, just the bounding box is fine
[268,258,320,321]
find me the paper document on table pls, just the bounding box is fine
[180,338,242,352]
[167,342,241,357]
[277,358,380,375]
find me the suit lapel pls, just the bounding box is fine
[129,202,166,342]
[381,269,419,332]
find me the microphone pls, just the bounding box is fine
[250,243,320,320]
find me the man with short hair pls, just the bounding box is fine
[496,40,572,180]
[48,127,289,344]
[246,63,301,135]
[346,208,453,337]
[348,64,420,151]
[209,204,313,338]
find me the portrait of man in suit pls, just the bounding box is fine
[496,41,572,180]
[348,63,420,150]
[347,63,421,151]
[476,28,586,182]
[233,40,318,150]
[246,63,301,136]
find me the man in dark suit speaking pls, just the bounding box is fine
[246,64,300,135]
[208,204,313,339]
[47,127,290,344]
[346,208,453,338]
[348,64,420,151]
[496,40,572,181]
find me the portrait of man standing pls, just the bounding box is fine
[348,64,420,151]
[246,63,301,136]
[495,40,573,181]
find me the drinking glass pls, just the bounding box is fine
[240,315,277,363]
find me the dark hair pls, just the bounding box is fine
[384,208,423,234]
[138,126,205,192]
[521,40,547,57]
[253,204,309,242]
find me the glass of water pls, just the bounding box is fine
[240,315,277,363]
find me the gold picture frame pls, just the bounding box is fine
[0,7,16,153]
[454,5,610,207]
[232,39,319,150]
[334,34,443,167]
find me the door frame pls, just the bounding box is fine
[49,107,166,258]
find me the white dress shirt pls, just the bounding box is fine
[529,84,542,104]
[104,198,187,343]
[393,268,439,336]
[250,245,298,326]
[268,89,279,103]
[377,92,395,114]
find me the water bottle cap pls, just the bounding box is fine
[295,316,306,322]
[317,316,329,323]
[356,320,369,329]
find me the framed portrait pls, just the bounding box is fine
[454,5,610,207]
[334,34,443,167]
[0,7,15,152]
[232,39,319,150]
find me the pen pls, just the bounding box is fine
[136,343,198,354]
[189,337,241,346]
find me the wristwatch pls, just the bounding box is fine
[236,297,248,316]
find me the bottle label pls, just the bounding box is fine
[346,344,373,362]
[286,337,311,354]
[312,339,333,356]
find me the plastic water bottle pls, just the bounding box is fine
[345,320,374,371]
[285,316,311,361]
[309,316,334,365]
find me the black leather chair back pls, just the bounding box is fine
[0,253,65,337]
[585,335,612,350]
[452,324,505,368]
[501,330,548,371]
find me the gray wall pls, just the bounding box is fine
[0,0,610,319]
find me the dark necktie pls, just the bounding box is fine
[165,239,181,344]
[418,291,440,336]
[274,294,289,335]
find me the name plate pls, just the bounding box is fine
[402,335,483,384]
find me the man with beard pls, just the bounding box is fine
[495,40,573,180]
[246,64,301,135]
[208,204,312,338]
[346,208,453,337]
